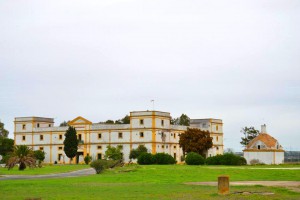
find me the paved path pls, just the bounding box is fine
[0,168,95,180]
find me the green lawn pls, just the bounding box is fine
[0,164,90,175]
[1,164,300,199]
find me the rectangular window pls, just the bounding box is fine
[22,124,26,130]
[59,134,63,140]
[37,123,40,128]
[49,124,51,127]
[216,136,219,141]
[39,147,44,151]
[78,134,82,140]
[173,153,176,159]
[98,133,102,139]
[22,135,26,141]
[174,145,176,149]
[118,132,123,139]
[58,146,63,150]
[174,133,176,139]
[161,120,164,126]
[140,119,144,125]
[97,145,102,150]
[139,132,144,138]
[97,153,102,160]
[40,135,44,141]
[216,125,218,131]
[162,145,164,149]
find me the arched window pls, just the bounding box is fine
[258,145,261,150]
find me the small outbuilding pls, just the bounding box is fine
[243,124,284,164]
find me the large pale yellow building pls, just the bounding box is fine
[14,111,224,163]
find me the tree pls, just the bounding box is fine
[121,115,130,124]
[179,114,190,126]
[0,137,14,156]
[105,120,115,124]
[34,150,45,167]
[115,115,130,124]
[63,126,78,163]
[170,114,190,126]
[105,145,123,160]
[240,126,259,147]
[179,128,213,157]
[170,117,179,125]
[59,121,70,127]
[0,121,9,137]
[129,145,148,160]
[6,145,36,170]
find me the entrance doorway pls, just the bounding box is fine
[76,152,84,164]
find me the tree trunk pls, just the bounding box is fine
[19,162,26,170]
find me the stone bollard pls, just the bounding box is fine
[218,175,229,195]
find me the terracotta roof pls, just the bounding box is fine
[247,133,278,149]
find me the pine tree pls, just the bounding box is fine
[63,126,78,163]
[240,126,260,147]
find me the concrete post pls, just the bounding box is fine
[218,175,229,195]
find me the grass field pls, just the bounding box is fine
[1,164,300,199]
[0,164,90,175]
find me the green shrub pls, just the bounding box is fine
[237,156,247,165]
[185,152,205,165]
[34,150,46,167]
[205,154,222,165]
[137,153,155,165]
[90,159,118,174]
[154,153,176,165]
[84,155,92,165]
[129,145,148,160]
[1,154,10,164]
[205,153,246,165]
[137,153,176,165]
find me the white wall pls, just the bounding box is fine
[244,151,284,164]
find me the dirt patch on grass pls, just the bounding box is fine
[185,181,300,193]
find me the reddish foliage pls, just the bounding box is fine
[179,128,213,157]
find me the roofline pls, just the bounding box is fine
[130,111,171,115]
[15,116,54,119]
[191,118,222,120]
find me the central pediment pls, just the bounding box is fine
[68,116,92,125]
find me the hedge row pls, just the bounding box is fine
[138,152,246,166]
[184,152,246,166]
[205,153,247,165]
[137,153,176,165]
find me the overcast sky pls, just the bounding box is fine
[1,0,299,151]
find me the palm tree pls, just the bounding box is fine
[6,145,36,170]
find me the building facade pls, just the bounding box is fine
[243,124,284,164]
[14,111,224,163]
